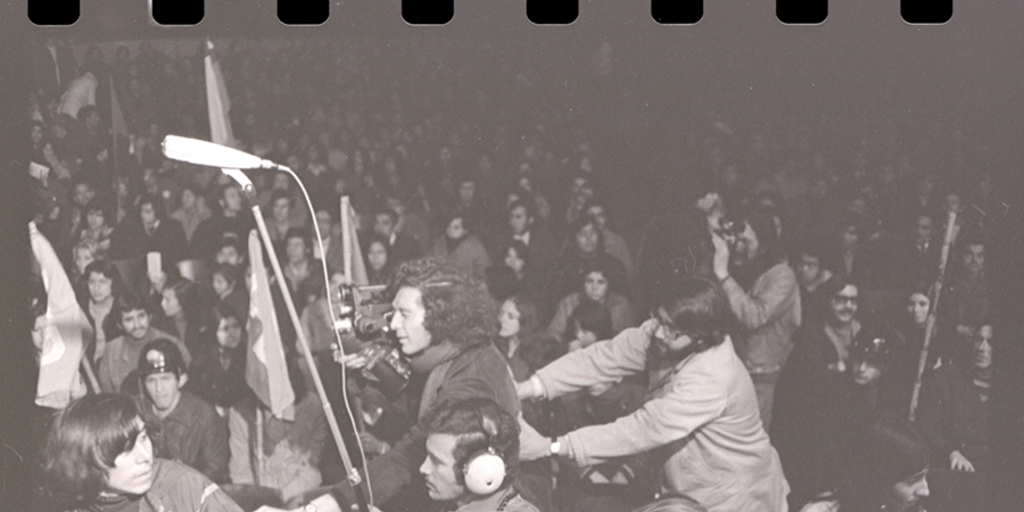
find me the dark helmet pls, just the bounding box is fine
[851,325,897,368]
[137,338,186,378]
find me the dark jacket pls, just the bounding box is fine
[186,343,249,411]
[328,341,519,509]
[915,363,992,472]
[138,391,230,484]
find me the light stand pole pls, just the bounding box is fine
[233,171,371,512]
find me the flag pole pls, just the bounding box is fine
[241,184,371,512]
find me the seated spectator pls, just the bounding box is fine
[169,183,211,245]
[793,238,835,326]
[78,196,115,258]
[800,414,931,512]
[548,259,635,344]
[385,193,431,257]
[70,239,98,305]
[940,233,990,356]
[82,260,125,363]
[916,323,995,475]
[97,293,190,394]
[190,182,255,262]
[110,193,188,272]
[159,276,208,357]
[37,393,243,512]
[214,233,246,267]
[187,304,249,415]
[825,213,883,290]
[312,206,345,277]
[490,240,549,318]
[584,196,636,296]
[372,205,421,266]
[888,209,941,293]
[553,214,629,304]
[228,358,328,504]
[494,199,558,280]
[282,227,314,301]
[430,211,491,281]
[210,263,249,324]
[132,338,229,484]
[888,282,938,417]
[363,233,394,287]
[775,319,903,509]
[266,189,305,256]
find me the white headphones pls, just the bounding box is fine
[459,399,507,495]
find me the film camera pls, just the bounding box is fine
[334,284,411,395]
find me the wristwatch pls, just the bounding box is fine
[304,504,318,512]
[550,438,562,457]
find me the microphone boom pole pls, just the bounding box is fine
[161,136,372,511]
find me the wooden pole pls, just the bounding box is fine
[908,210,958,422]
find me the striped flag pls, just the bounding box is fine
[29,222,89,409]
[246,230,296,420]
[204,39,237,148]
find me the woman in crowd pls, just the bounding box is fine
[800,414,930,512]
[71,239,99,306]
[159,276,208,358]
[547,258,635,344]
[497,240,549,315]
[169,184,212,245]
[210,263,249,324]
[888,282,938,416]
[363,233,393,287]
[187,304,249,415]
[37,393,243,512]
[229,357,328,504]
[429,210,491,280]
[553,214,629,303]
[78,197,115,258]
[82,260,125,364]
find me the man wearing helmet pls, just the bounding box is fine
[135,338,229,484]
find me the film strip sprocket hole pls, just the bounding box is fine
[26,1,954,29]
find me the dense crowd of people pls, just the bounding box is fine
[24,36,1020,512]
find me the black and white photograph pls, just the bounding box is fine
[2,1,1023,511]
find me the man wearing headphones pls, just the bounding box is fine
[267,258,520,512]
[516,277,790,512]
[416,397,537,512]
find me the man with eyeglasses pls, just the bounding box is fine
[516,277,789,512]
[771,274,869,509]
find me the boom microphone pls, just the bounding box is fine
[161,135,291,172]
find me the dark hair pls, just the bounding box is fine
[373,206,398,224]
[39,394,145,506]
[837,414,930,511]
[508,295,541,335]
[212,302,244,327]
[137,193,167,222]
[163,277,199,319]
[84,260,124,300]
[578,256,615,295]
[422,397,520,488]
[821,273,858,299]
[284,226,310,246]
[363,233,392,271]
[269,189,292,206]
[506,199,534,220]
[114,293,150,320]
[654,276,728,350]
[210,263,241,288]
[83,197,113,225]
[568,214,602,248]
[737,207,782,264]
[569,298,614,341]
[390,257,497,348]
[217,233,245,257]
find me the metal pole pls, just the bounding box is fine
[244,192,369,511]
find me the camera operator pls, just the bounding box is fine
[265,258,519,512]
[516,277,789,512]
[710,207,801,431]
